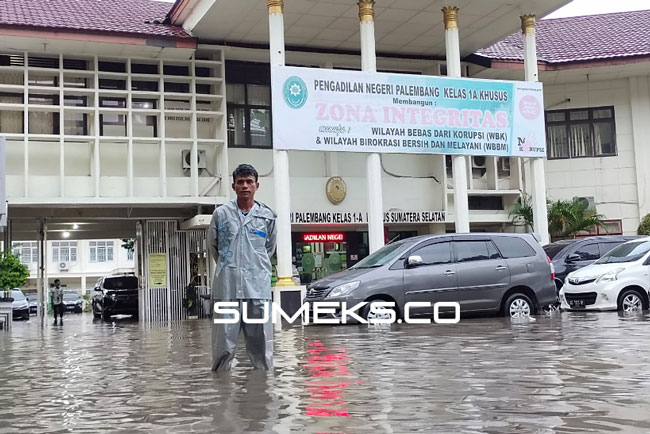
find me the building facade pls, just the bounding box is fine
[2,0,650,317]
[11,238,134,294]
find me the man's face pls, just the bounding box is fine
[232,175,259,201]
[55,281,60,288]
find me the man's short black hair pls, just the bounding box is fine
[232,164,258,182]
[54,279,60,284]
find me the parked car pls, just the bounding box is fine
[11,289,30,320]
[25,292,38,314]
[560,237,650,312]
[92,274,139,321]
[304,233,556,321]
[544,235,640,293]
[63,292,83,313]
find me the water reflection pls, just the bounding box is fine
[2,312,650,432]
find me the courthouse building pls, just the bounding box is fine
[0,0,649,320]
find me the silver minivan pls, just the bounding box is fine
[305,233,556,321]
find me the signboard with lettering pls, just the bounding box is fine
[303,233,345,242]
[291,211,446,224]
[272,66,545,157]
[148,253,167,287]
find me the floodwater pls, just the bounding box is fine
[2,311,650,433]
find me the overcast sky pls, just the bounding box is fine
[545,0,648,18]
[153,0,648,18]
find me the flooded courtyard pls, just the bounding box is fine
[2,311,650,433]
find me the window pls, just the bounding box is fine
[412,241,451,265]
[546,106,616,159]
[64,96,88,135]
[99,97,126,136]
[468,196,503,211]
[90,241,114,263]
[99,78,126,90]
[53,241,78,263]
[227,83,272,148]
[127,250,134,261]
[600,242,623,257]
[226,61,272,149]
[12,241,38,264]
[573,243,599,261]
[576,219,623,238]
[493,236,536,258]
[455,240,501,263]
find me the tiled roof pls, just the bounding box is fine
[0,0,191,40]
[477,10,650,64]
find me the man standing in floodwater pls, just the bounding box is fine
[209,164,277,371]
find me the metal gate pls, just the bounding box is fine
[140,220,209,323]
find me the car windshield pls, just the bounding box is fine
[596,240,650,264]
[543,242,571,259]
[25,293,38,301]
[104,276,138,290]
[11,291,25,301]
[352,241,409,269]
[63,293,80,301]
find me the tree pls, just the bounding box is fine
[509,193,534,231]
[547,198,606,240]
[121,238,135,254]
[0,251,29,294]
[638,214,650,235]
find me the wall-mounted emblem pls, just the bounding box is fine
[326,176,346,205]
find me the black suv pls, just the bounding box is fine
[92,274,139,321]
[544,235,640,292]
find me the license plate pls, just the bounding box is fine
[569,299,585,308]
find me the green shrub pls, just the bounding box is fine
[637,214,650,235]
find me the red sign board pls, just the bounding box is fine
[303,233,345,242]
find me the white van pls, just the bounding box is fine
[560,237,650,312]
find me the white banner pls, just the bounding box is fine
[271,66,546,157]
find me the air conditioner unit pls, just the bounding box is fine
[59,262,69,271]
[472,156,486,169]
[576,196,596,209]
[181,150,207,170]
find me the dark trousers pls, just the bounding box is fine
[53,303,64,321]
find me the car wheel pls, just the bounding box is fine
[361,298,398,324]
[618,289,645,312]
[504,293,535,319]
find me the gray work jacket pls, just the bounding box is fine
[209,200,277,300]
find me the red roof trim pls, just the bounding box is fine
[0,26,197,49]
[485,54,650,71]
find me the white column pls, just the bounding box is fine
[522,15,549,245]
[360,0,385,253]
[442,6,469,233]
[59,54,65,197]
[268,0,293,286]
[37,219,47,326]
[126,59,134,197]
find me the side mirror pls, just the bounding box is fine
[407,255,423,267]
[566,253,581,263]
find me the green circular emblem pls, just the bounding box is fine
[301,253,315,273]
[283,76,308,109]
